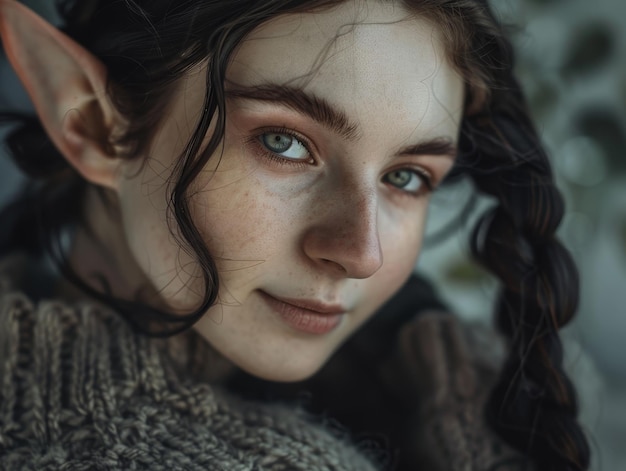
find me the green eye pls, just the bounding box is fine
[384,169,425,193]
[263,133,292,153]
[261,133,310,160]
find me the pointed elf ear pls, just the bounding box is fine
[0,0,125,189]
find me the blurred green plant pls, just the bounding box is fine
[525,0,565,6]
[620,217,626,260]
[443,259,492,286]
[575,109,626,175]
[561,22,615,78]
[527,79,560,119]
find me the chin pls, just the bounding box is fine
[235,354,329,383]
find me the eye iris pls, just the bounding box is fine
[263,133,293,153]
[388,170,411,187]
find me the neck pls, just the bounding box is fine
[64,186,155,304]
[62,186,237,383]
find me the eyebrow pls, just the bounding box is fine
[225,83,458,158]
[397,138,458,159]
[226,84,360,140]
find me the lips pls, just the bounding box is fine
[267,294,346,314]
[259,291,345,335]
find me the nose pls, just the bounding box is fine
[302,187,383,279]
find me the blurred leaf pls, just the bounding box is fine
[620,217,626,261]
[443,259,491,286]
[622,76,626,119]
[575,108,626,175]
[525,0,565,6]
[528,80,559,119]
[558,136,607,187]
[561,23,615,78]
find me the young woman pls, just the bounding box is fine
[0,0,590,469]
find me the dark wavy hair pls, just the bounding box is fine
[0,0,590,469]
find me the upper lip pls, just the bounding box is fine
[262,291,347,315]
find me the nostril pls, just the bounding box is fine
[321,258,347,274]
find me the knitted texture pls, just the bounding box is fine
[0,286,379,471]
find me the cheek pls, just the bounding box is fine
[191,182,268,257]
[367,209,425,305]
[116,159,206,309]
[384,217,424,269]
[121,194,199,306]
[188,167,291,288]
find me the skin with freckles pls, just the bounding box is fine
[106,1,464,381]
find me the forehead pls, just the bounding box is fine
[227,1,464,140]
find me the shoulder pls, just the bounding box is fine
[0,283,147,441]
[391,312,533,470]
[0,275,208,466]
[0,280,379,470]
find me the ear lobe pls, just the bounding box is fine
[0,0,123,189]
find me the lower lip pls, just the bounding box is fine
[259,292,343,335]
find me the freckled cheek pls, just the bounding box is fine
[189,177,287,260]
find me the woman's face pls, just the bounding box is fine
[114,0,464,381]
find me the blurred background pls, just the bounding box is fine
[1,0,624,469]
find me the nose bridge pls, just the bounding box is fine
[304,178,383,279]
[337,183,378,247]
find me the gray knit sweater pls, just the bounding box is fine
[0,252,533,471]
[0,286,380,470]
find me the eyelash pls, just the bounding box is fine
[247,127,435,196]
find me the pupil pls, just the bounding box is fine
[264,133,292,152]
[391,171,409,186]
